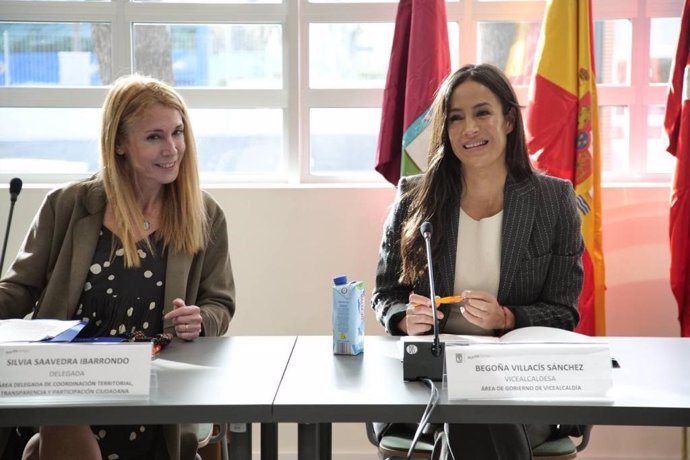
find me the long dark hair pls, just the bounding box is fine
[399,63,533,284]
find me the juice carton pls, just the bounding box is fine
[332,275,365,355]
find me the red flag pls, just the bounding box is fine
[526,0,606,335]
[665,0,690,337]
[375,0,450,185]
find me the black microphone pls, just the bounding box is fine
[1,177,22,274]
[402,221,446,382]
[10,177,22,203]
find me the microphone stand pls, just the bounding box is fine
[402,222,446,382]
[423,231,443,358]
[0,194,18,274]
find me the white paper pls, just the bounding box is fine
[0,319,82,343]
[400,326,608,346]
[493,326,608,344]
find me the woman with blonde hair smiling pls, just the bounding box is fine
[0,74,236,460]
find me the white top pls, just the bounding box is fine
[454,208,502,296]
[443,208,503,335]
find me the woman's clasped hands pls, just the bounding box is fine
[402,290,511,335]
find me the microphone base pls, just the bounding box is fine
[402,341,445,382]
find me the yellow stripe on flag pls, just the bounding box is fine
[527,0,606,336]
[533,1,578,95]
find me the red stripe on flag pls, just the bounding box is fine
[527,0,605,336]
[576,249,595,335]
[375,0,450,185]
[666,0,690,337]
[527,74,578,183]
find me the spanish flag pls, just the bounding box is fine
[665,0,690,337]
[526,0,605,336]
[375,0,450,185]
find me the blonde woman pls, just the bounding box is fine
[0,74,235,460]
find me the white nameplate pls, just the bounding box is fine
[445,342,612,400]
[0,342,153,401]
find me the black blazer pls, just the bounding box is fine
[372,172,584,335]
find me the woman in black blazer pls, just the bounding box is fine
[372,63,584,460]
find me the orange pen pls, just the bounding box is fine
[435,295,464,304]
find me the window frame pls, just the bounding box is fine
[0,0,683,186]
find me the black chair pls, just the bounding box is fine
[532,425,592,460]
[365,423,592,460]
[366,423,435,459]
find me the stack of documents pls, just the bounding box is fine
[0,319,84,343]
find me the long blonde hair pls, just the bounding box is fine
[100,74,208,267]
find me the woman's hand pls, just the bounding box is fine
[460,290,513,331]
[164,298,203,340]
[398,292,444,336]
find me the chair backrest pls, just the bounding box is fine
[532,437,577,460]
[364,423,593,460]
[194,423,229,460]
[549,425,592,452]
[365,422,432,459]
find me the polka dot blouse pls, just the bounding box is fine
[75,227,167,459]
[76,227,166,339]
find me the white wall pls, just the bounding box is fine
[0,183,685,460]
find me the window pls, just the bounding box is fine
[0,0,683,185]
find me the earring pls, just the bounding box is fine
[116,150,125,156]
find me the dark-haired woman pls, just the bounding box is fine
[372,63,584,459]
